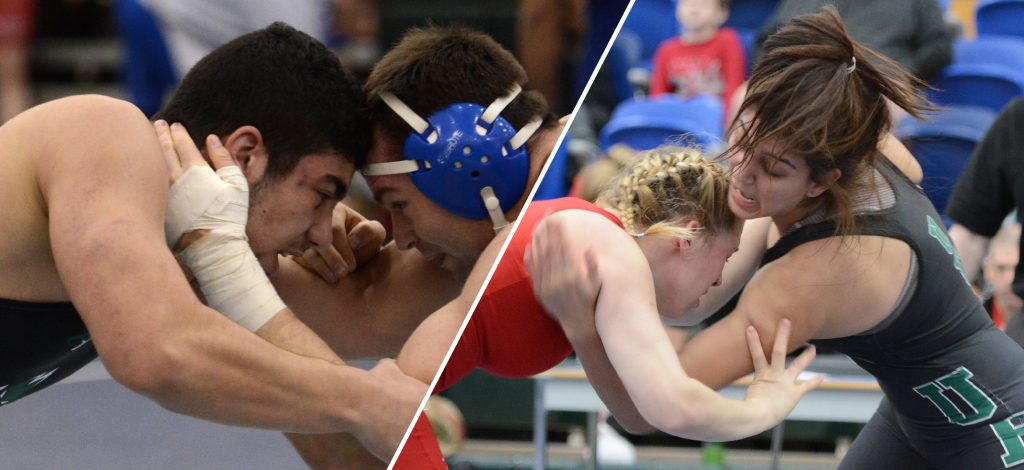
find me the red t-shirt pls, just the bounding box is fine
[393,197,623,469]
[649,28,745,104]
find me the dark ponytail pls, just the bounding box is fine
[726,6,932,236]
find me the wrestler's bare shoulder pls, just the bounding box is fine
[0,95,155,302]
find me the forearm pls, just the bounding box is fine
[562,326,655,433]
[596,307,773,441]
[141,308,378,434]
[286,433,386,470]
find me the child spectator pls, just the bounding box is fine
[649,0,744,105]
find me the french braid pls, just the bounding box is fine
[601,146,735,240]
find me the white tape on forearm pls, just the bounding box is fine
[180,231,286,331]
[165,165,249,248]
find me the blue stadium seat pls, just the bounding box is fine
[952,36,1024,70]
[977,0,1024,39]
[621,0,679,64]
[600,95,724,151]
[606,29,645,103]
[533,132,570,201]
[724,0,780,31]
[897,106,998,214]
[930,63,1024,112]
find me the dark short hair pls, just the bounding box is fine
[155,22,370,176]
[363,25,553,162]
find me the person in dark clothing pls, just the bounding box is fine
[755,0,952,82]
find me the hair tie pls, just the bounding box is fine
[846,56,857,74]
[634,231,646,240]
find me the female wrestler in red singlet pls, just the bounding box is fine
[396,147,822,469]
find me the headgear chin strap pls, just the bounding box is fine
[363,84,542,232]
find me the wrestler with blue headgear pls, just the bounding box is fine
[275,25,565,468]
[359,26,560,282]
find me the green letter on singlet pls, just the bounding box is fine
[926,215,970,285]
[913,366,996,426]
[992,412,1024,468]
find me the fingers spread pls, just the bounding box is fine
[746,325,769,372]
[786,345,817,379]
[771,318,792,371]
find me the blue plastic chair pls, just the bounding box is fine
[606,29,645,103]
[897,106,998,214]
[952,36,1024,70]
[930,63,1024,112]
[977,0,1024,38]
[600,95,725,151]
[533,133,571,201]
[621,0,679,64]
[724,0,780,31]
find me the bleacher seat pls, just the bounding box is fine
[621,0,679,65]
[930,63,1024,112]
[600,95,725,151]
[977,0,1024,39]
[533,133,571,201]
[607,29,645,103]
[953,35,1024,70]
[724,0,780,31]
[897,106,998,215]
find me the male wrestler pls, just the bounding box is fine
[259,26,564,468]
[0,23,423,461]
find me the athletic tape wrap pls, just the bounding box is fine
[165,164,285,331]
[363,86,540,229]
[179,231,286,331]
[165,165,249,247]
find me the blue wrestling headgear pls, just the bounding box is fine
[362,84,543,231]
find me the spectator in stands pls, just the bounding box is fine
[649,0,745,107]
[756,0,951,82]
[981,224,1023,330]
[949,98,1024,333]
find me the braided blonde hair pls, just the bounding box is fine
[600,146,735,240]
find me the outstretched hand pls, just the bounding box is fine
[743,318,823,424]
[525,214,602,332]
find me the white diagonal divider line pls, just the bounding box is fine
[386,1,640,467]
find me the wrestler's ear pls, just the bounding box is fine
[223,125,268,185]
[808,168,841,198]
[677,220,702,252]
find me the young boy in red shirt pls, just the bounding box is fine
[649,0,744,105]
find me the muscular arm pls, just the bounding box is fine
[397,227,511,383]
[542,211,810,441]
[679,236,909,389]
[35,96,414,447]
[273,242,461,360]
[284,226,512,469]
